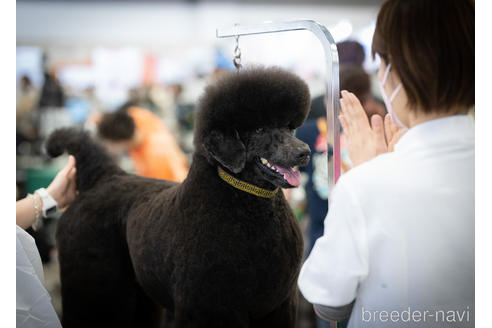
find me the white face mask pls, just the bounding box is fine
[378,63,406,127]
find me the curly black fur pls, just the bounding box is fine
[195,66,311,168]
[46,128,122,191]
[49,66,311,328]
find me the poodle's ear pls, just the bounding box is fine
[202,129,246,173]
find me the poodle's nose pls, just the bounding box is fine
[294,147,311,162]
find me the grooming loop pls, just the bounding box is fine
[216,20,341,195]
[233,35,242,71]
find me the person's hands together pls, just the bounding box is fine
[47,155,77,209]
[339,90,407,167]
[339,90,388,167]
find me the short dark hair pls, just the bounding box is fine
[337,40,366,67]
[98,110,136,141]
[339,65,371,103]
[372,0,474,113]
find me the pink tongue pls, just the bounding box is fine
[275,166,301,187]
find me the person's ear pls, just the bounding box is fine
[202,129,246,173]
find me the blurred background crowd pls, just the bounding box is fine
[16,0,388,327]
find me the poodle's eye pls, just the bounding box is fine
[255,128,263,134]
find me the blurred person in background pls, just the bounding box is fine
[121,87,158,114]
[16,75,39,146]
[38,70,65,109]
[36,69,71,140]
[98,106,189,182]
[336,40,366,67]
[337,39,386,108]
[298,0,474,327]
[339,65,386,123]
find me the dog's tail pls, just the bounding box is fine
[46,128,121,192]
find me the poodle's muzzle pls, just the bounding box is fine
[248,128,311,188]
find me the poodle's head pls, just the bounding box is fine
[194,66,312,189]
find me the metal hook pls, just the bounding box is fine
[233,34,242,71]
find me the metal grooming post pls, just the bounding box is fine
[216,20,341,189]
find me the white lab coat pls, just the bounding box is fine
[298,115,474,327]
[16,225,62,328]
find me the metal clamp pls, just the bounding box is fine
[233,35,242,71]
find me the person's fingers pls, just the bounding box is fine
[388,129,406,152]
[348,92,363,109]
[68,180,77,197]
[389,115,400,136]
[59,155,76,177]
[67,161,76,177]
[397,128,407,139]
[62,176,78,208]
[348,93,365,118]
[66,155,76,173]
[348,93,371,130]
[340,98,348,116]
[384,113,391,131]
[340,91,352,115]
[340,91,356,130]
[70,169,77,191]
[371,114,384,135]
[67,168,77,195]
[344,91,357,113]
[339,115,347,131]
[384,114,393,144]
[371,114,387,151]
[67,166,77,182]
[388,135,397,152]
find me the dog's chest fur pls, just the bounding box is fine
[126,157,303,318]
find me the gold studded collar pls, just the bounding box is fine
[217,166,279,199]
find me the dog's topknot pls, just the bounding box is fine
[194,66,311,149]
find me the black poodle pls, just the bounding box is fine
[47,66,312,328]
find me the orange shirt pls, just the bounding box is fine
[128,107,188,182]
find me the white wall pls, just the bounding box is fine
[17,2,381,105]
[17,1,379,48]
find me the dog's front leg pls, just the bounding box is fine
[174,307,250,328]
[252,289,299,328]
